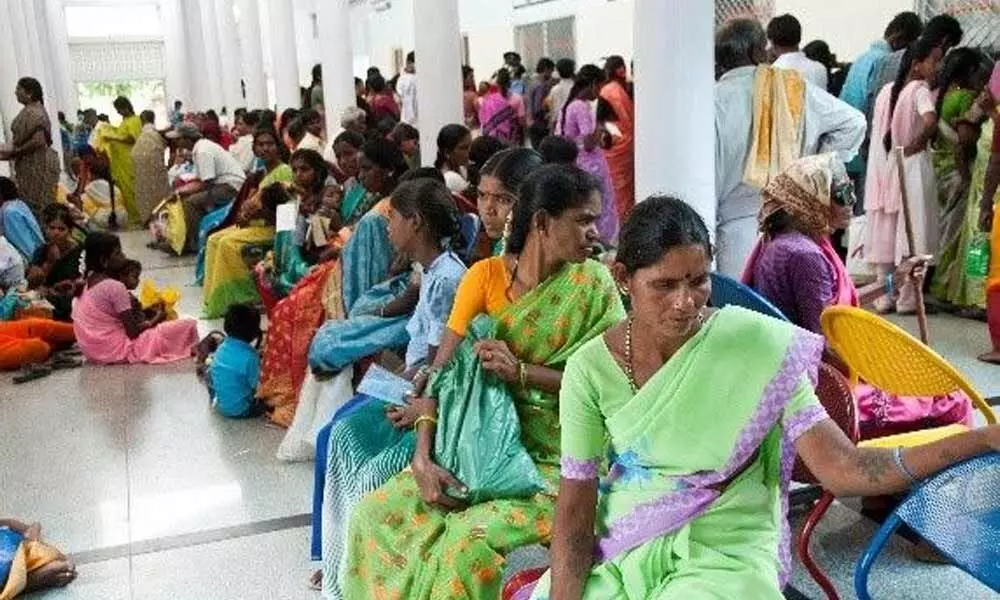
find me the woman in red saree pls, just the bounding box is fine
[599,56,635,222]
[257,139,408,427]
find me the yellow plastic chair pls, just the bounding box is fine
[820,306,996,450]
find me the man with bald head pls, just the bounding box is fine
[714,18,865,276]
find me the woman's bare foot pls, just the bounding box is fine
[309,569,322,590]
[26,558,77,591]
[978,351,1000,365]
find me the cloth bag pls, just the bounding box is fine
[277,369,354,462]
[429,315,544,504]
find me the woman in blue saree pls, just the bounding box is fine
[0,177,43,261]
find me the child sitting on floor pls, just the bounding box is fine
[0,518,76,596]
[206,304,265,419]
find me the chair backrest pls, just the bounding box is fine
[793,362,859,484]
[894,452,1000,592]
[457,213,481,263]
[821,306,996,424]
[710,273,789,322]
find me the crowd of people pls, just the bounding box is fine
[0,11,999,600]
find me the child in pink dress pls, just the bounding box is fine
[72,232,197,364]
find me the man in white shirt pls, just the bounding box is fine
[166,123,247,253]
[766,14,828,90]
[397,51,418,126]
[715,19,865,276]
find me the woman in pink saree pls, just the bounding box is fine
[72,232,198,364]
[600,56,635,222]
[478,69,526,147]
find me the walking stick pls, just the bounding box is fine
[894,147,929,344]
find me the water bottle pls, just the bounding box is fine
[966,232,990,278]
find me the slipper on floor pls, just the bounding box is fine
[49,355,84,370]
[13,364,53,384]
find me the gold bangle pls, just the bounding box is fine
[518,362,528,388]
[413,415,438,429]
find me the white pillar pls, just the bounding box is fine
[42,0,77,116]
[182,0,210,110]
[412,0,463,167]
[215,0,245,111]
[633,0,715,230]
[236,0,267,108]
[266,0,301,110]
[7,0,32,77]
[0,2,19,175]
[199,0,226,111]
[161,0,190,109]
[317,0,354,140]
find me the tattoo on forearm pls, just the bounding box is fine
[857,449,895,484]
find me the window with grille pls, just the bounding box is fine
[714,0,775,27]
[513,16,575,75]
[916,0,1000,52]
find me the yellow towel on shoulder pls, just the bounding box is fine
[743,66,806,190]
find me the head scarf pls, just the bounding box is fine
[745,153,859,307]
[758,153,852,236]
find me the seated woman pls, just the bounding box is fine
[72,232,197,364]
[76,161,126,230]
[26,205,84,322]
[202,182,290,318]
[192,127,292,278]
[334,164,624,599]
[0,177,44,261]
[434,124,473,194]
[522,196,1000,599]
[0,235,25,295]
[308,179,470,583]
[742,154,971,438]
[256,138,408,427]
[466,147,542,262]
[328,130,364,186]
[254,149,332,310]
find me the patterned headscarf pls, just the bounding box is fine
[758,153,853,236]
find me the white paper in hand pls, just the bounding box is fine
[357,364,413,406]
[275,201,298,232]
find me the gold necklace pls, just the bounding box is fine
[625,316,637,393]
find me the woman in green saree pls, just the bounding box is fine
[526,196,1000,600]
[254,148,330,309]
[929,49,991,309]
[337,165,625,599]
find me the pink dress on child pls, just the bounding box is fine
[72,278,198,364]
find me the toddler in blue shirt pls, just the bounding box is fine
[207,304,264,418]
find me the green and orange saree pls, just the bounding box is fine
[337,260,625,600]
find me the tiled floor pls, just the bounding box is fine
[3,231,997,599]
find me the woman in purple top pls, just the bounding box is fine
[744,154,970,439]
[556,64,619,245]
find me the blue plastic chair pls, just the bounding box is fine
[855,452,1000,599]
[709,273,789,321]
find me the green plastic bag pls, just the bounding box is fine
[429,315,545,505]
[966,232,990,279]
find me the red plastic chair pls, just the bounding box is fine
[793,361,859,600]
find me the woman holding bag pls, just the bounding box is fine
[336,164,624,599]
